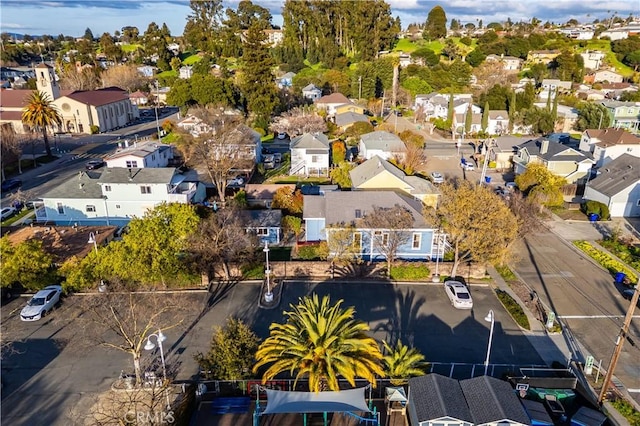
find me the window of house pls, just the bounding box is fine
[57,203,64,215]
[353,232,362,249]
[312,155,319,162]
[382,233,389,245]
[373,230,389,245]
[257,228,269,236]
[126,160,138,168]
[637,200,640,207]
[104,185,111,192]
[355,209,362,218]
[141,186,152,194]
[152,154,156,161]
[86,205,96,212]
[412,233,421,249]
[115,205,121,209]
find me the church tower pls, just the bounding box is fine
[35,63,60,100]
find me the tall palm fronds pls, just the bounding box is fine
[253,294,384,392]
[21,90,62,157]
[382,340,427,386]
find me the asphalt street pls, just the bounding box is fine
[1,282,542,425]
[513,224,640,403]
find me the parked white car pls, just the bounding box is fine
[430,172,444,184]
[460,159,474,171]
[444,280,473,309]
[20,285,62,321]
[1,207,16,220]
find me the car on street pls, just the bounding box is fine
[85,160,105,170]
[460,159,475,171]
[444,280,473,309]
[430,172,444,184]
[277,132,287,140]
[1,178,22,192]
[1,207,16,220]
[20,285,62,321]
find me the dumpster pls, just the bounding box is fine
[588,213,599,222]
[615,272,626,284]
[485,176,491,184]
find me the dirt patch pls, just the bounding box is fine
[504,278,545,323]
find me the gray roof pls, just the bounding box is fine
[303,190,428,227]
[98,167,178,184]
[360,131,406,152]
[238,209,282,228]
[107,143,172,160]
[587,154,640,197]
[493,136,529,153]
[42,171,103,199]
[408,374,473,423]
[335,111,369,127]
[290,133,330,150]
[460,376,530,425]
[517,138,594,163]
[302,84,320,92]
[521,400,553,425]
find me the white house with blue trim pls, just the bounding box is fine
[303,190,442,261]
[239,209,283,245]
[38,168,204,226]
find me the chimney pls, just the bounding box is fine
[540,139,549,154]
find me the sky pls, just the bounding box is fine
[1,0,638,38]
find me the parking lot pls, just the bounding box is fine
[1,280,544,425]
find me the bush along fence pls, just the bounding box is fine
[573,241,638,284]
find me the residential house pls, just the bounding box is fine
[579,128,640,167]
[335,111,369,131]
[0,63,139,135]
[359,131,407,161]
[453,112,482,134]
[335,103,365,116]
[277,72,296,89]
[600,26,640,41]
[302,84,322,101]
[580,50,606,70]
[513,138,595,184]
[179,66,193,79]
[485,54,523,71]
[488,110,510,135]
[488,136,529,170]
[289,133,330,176]
[511,78,536,93]
[137,65,156,77]
[244,184,296,208]
[408,374,473,426]
[600,83,637,100]
[576,89,606,101]
[533,103,579,133]
[559,27,595,40]
[584,154,640,217]
[302,190,438,261]
[590,69,624,84]
[315,92,352,117]
[105,141,175,168]
[176,115,211,137]
[38,168,203,226]
[263,29,284,46]
[414,93,476,120]
[459,376,530,426]
[527,50,561,64]
[541,79,572,93]
[600,101,640,132]
[239,209,282,244]
[129,90,149,106]
[349,156,439,207]
[399,52,412,67]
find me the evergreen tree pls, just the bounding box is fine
[83,27,94,41]
[482,101,489,132]
[424,5,447,40]
[551,90,558,125]
[241,22,278,128]
[464,104,473,134]
[447,93,454,125]
[183,0,224,53]
[508,91,516,120]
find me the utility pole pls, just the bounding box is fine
[380,91,385,118]
[358,76,362,100]
[598,281,639,403]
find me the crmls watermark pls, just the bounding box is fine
[124,410,175,425]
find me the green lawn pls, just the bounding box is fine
[120,44,142,53]
[575,40,634,77]
[393,38,419,53]
[182,54,202,65]
[303,59,325,71]
[156,70,178,79]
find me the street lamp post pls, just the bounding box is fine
[484,310,495,375]
[263,241,273,303]
[103,196,110,226]
[87,232,98,253]
[144,329,170,408]
[432,233,441,283]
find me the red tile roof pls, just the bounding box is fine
[0,110,23,120]
[66,87,129,106]
[586,128,640,147]
[0,89,31,108]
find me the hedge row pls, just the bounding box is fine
[573,241,638,283]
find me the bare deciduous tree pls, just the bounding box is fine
[187,206,257,280]
[0,124,24,179]
[79,289,189,386]
[177,109,256,201]
[100,64,150,92]
[471,62,518,96]
[359,205,414,274]
[270,106,326,137]
[325,225,361,279]
[58,65,101,91]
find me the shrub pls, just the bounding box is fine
[241,263,264,279]
[295,243,326,260]
[610,398,640,426]
[496,289,530,330]
[390,264,431,281]
[581,200,610,220]
[90,125,99,134]
[495,264,516,281]
[598,238,640,272]
[488,161,497,168]
[573,241,638,282]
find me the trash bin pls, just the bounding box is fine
[615,272,626,284]
[485,176,491,184]
[588,213,600,222]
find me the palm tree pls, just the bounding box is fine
[382,340,427,386]
[253,294,384,392]
[21,90,62,157]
